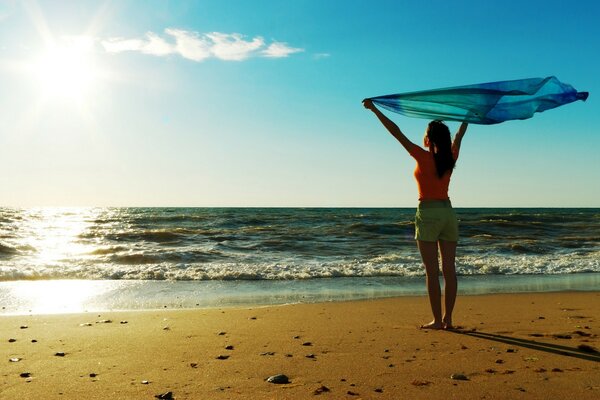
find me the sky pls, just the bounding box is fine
[0,0,598,207]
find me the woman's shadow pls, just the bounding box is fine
[450,328,600,363]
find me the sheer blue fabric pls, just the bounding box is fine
[368,76,588,125]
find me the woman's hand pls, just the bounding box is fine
[362,98,376,111]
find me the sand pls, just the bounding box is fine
[1,291,599,399]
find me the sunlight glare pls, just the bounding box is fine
[32,37,97,101]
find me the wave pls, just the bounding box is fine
[1,251,598,282]
[0,243,17,256]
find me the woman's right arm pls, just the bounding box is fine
[452,122,468,158]
[363,99,416,153]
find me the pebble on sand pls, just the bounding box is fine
[411,379,432,386]
[266,374,290,384]
[9,358,21,362]
[55,352,66,357]
[225,345,234,350]
[20,325,28,329]
[313,385,330,395]
[20,372,31,378]
[154,392,174,400]
[450,373,469,381]
[577,344,598,353]
[216,355,229,360]
[8,338,16,342]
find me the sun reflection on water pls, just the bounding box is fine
[6,280,109,314]
[22,207,99,265]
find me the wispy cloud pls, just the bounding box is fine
[101,29,303,62]
[262,42,304,58]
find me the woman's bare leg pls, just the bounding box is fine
[439,240,457,329]
[417,240,442,329]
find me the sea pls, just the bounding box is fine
[0,207,598,315]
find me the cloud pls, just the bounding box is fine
[262,42,304,58]
[101,28,303,62]
[165,29,210,61]
[313,52,331,60]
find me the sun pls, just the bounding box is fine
[32,37,98,101]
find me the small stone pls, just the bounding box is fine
[79,323,92,327]
[163,326,170,331]
[285,354,293,357]
[225,345,234,350]
[55,352,66,357]
[216,355,229,360]
[347,391,359,396]
[293,335,300,339]
[266,374,289,384]
[154,392,173,400]
[97,319,112,324]
[552,368,563,372]
[8,338,16,343]
[460,345,468,350]
[411,379,432,386]
[89,373,97,378]
[313,385,330,395]
[142,380,150,384]
[260,352,275,356]
[538,316,545,320]
[20,372,31,378]
[374,388,384,393]
[552,334,572,339]
[534,368,547,373]
[218,331,226,336]
[249,317,257,320]
[495,359,504,364]
[506,348,516,353]
[305,354,316,359]
[190,363,198,368]
[20,325,28,329]
[31,339,38,343]
[302,342,312,346]
[9,358,21,362]
[577,344,598,353]
[450,373,469,381]
[120,321,128,324]
[485,369,496,373]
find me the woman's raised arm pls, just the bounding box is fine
[363,99,416,153]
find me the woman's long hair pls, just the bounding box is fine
[427,120,455,178]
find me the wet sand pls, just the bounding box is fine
[2,292,599,399]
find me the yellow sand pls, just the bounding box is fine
[1,292,599,399]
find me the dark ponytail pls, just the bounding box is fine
[427,120,455,178]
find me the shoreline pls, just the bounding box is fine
[2,273,600,316]
[2,292,599,399]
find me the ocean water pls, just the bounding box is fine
[0,207,599,314]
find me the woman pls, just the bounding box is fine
[363,99,468,330]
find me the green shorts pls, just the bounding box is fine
[415,200,458,242]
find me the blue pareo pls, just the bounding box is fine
[368,76,588,125]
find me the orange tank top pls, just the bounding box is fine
[409,146,457,201]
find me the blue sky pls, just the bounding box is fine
[0,0,598,207]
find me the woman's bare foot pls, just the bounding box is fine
[420,320,444,330]
[443,318,454,330]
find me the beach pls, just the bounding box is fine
[2,292,599,399]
